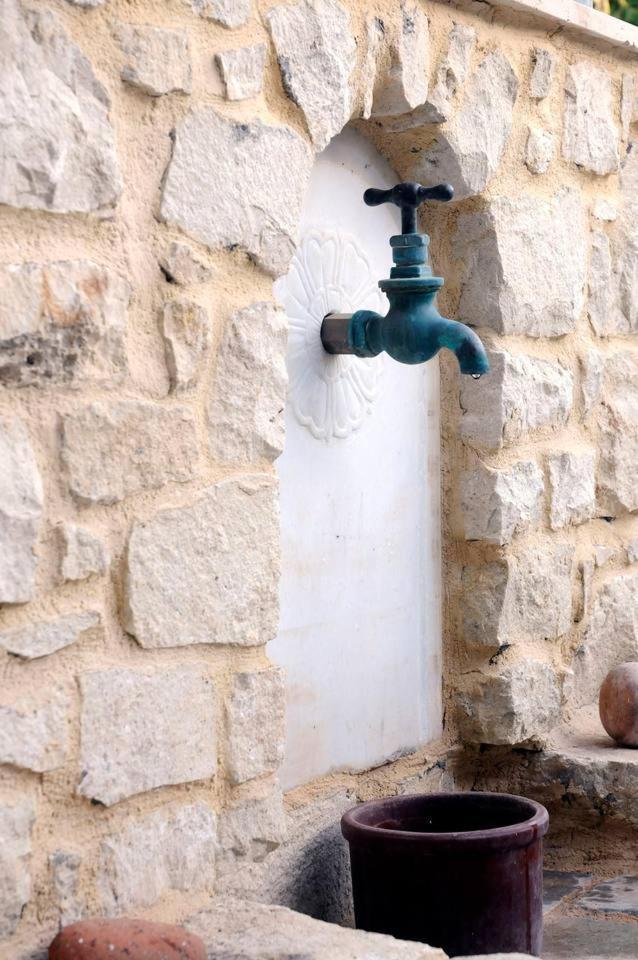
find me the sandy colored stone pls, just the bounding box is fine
[370,0,429,118]
[548,450,596,529]
[49,918,206,960]
[580,349,603,419]
[49,851,83,927]
[59,525,108,582]
[218,792,287,867]
[563,62,619,175]
[622,74,638,139]
[125,475,278,648]
[360,17,384,120]
[593,544,616,567]
[0,415,43,604]
[161,298,210,393]
[267,0,355,149]
[191,0,251,27]
[597,351,638,515]
[460,460,543,545]
[207,302,287,464]
[530,47,554,98]
[0,696,68,772]
[216,44,266,101]
[115,23,191,96]
[61,400,198,505]
[0,797,35,938]
[410,22,475,125]
[161,109,312,277]
[592,198,617,221]
[160,242,213,286]
[78,665,216,805]
[0,0,120,214]
[226,667,285,784]
[0,611,100,659]
[627,538,638,563]
[0,261,129,388]
[525,126,554,174]
[98,804,216,913]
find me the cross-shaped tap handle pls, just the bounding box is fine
[363,181,454,234]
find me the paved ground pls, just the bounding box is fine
[543,871,638,959]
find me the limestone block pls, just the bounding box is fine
[98,803,216,913]
[115,23,191,96]
[530,48,554,99]
[370,0,429,118]
[597,352,638,514]
[0,697,68,772]
[0,0,121,214]
[125,475,278,648]
[161,298,210,393]
[525,126,554,174]
[216,44,266,100]
[360,18,384,120]
[628,538,638,563]
[0,611,100,659]
[78,665,216,805]
[417,50,518,200]
[621,74,638,138]
[580,349,603,419]
[455,189,585,337]
[460,460,543,544]
[61,401,198,504]
[460,350,573,451]
[563,62,619,175]
[218,792,287,867]
[267,0,355,149]
[191,0,251,28]
[160,242,213,286]
[592,198,617,221]
[188,898,447,960]
[50,851,83,926]
[207,302,287,464]
[0,416,43,604]
[0,261,129,389]
[161,109,312,277]
[548,450,596,529]
[462,544,573,648]
[59,525,108,582]
[457,659,561,744]
[419,23,475,124]
[0,797,35,938]
[588,231,614,335]
[226,667,285,784]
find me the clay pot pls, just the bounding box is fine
[599,662,638,747]
[49,918,206,960]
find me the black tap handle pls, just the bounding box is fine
[364,181,454,234]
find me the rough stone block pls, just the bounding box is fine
[622,74,638,139]
[191,0,251,28]
[267,0,355,148]
[0,797,35,938]
[0,697,68,772]
[125,475,278,648]
[0,261,129,389]
[627,538,638,563]
[161,298,210,393]
[0,611,100,659]
[580,349,603,419]
[460,350,573,451]
[59,525,108,582]
[597,352,638,514]
[207,302,287,464]
[530,48,554,99]
[592,198,617,221]
[226,667,285,784]
[0,416,43,604]
[98,803,216,913]
[360,17,384,120]
[548,450,596,529]
[417,23,474,124]
[61,400,198,504]
[216,44,266,101]
[0,0,121,214]
[115,23,191,96]
[218,792,287,868]
[563,62,619,175]
[455,189,586,337]
[524,126,554,174]
[78,665,216,805]
[49,851,83,926]
[370,0,429,118]
[161,109,312,278]
[460,460,543,544]
[160,242,212,286]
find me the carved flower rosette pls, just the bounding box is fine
[276,229,385,441]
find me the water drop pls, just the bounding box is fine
[471,373,482,380]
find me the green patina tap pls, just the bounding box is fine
[320,181,490,377]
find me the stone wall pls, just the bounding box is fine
[1,0,638,954]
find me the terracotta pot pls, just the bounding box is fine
[599,661,638,747]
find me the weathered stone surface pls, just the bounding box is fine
[115,23,191,96]
[226,667,285,784]
[525,126,554,174]
[161,298,210,393]
[188,898,447,960]
[360,17,384,120]
[622,74,638,139]
[578,875,638,916]
[218,792,287,868]
[267,0,355,149]
[563,62,619,175]
[460,460,543,545]
[78,666,216,805]
[0,797,35,938]
[530,48,554,99]
[50,851,83,927]
[98,803,216,913]
[0,261,129,389]
[191,0,251,28]
[370,0,429,118]
[60,525,108,582]
[455,189,585,337]
[460,350,573,451]
[125,476,278,648]
[161,109,312,277]
[0,611,100,659]
[588,230,614,335]
[61,401,198,504]
[418,23,474,124]
[216,44,266,101]
[628,538,638,563]
[0,416,43,604]
[593,198,617,221]
[580,349,603,418]
[65,0,106,6]
[548,450,596,529]
[462,544,573,648]
[417,50,517,200]
[0,697,68,772]
[0,0,121,213]
[543,871,592,915]
[457,659,561,744]
[597,352,638,514]
[594,544,616,567]
[160,242,213,286]
[50,918,206,960]
[207,302,287,464]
